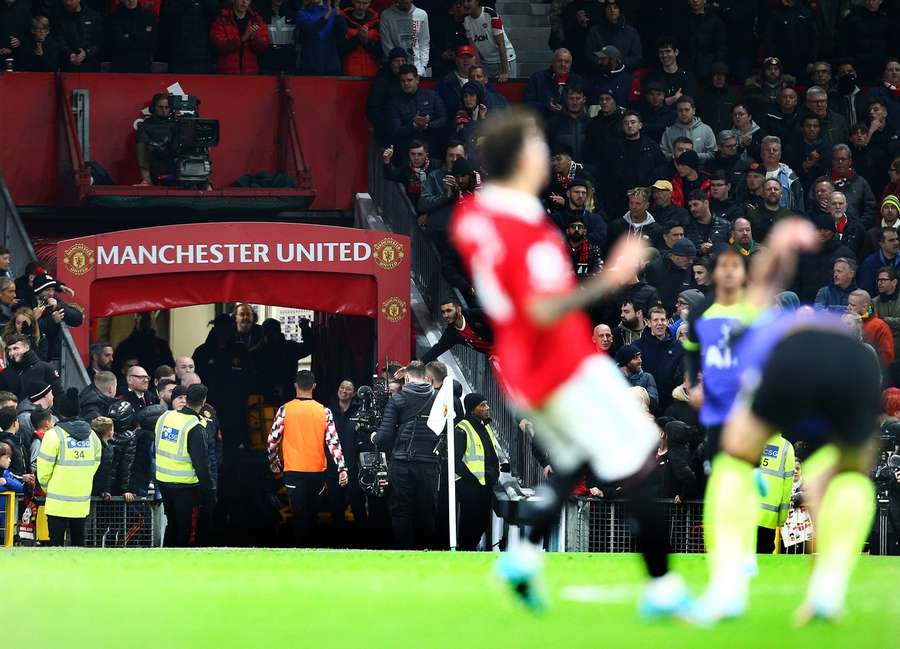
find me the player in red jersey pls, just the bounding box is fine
[451,110,689,615]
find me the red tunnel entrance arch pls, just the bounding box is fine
[55,222,412,368]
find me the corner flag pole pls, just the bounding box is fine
[447,407,457,552]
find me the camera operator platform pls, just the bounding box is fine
[135,93,177,187]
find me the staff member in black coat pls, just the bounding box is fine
[372,361,439,549]
[420,297,493,363]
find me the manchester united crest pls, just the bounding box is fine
[62,243,95,276]
[373,237,405,270]
[381,297,408,323]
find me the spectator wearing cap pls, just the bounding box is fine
[367,47,408,145]
[563,213,604,279]
[36,388,100,547]
[5,333,62,400]
[668,288,706,338]
[546,83,591,164]
[696,62,742,137]
[637,80,676,144]
[672,150,709,208]
[736,158,768,212]
[746,178,794,243]
[583,0,642,72]
[588,45,631,107]
[862,195,900,258]
[338,0,381,76]
[452,81,489,156]
[684,190,730,256]
[804,86,850,149]
[390,63,448,158]
[644,239,696,314]
[660,96,716,163]
[729,217,762,258]
[465,64,508,114]
[583,89,624,166]
[615,345,659,412]
[550,177,607,251]
[16,379,54,458]
[600,110,665,217]
[646,36,697,107]
[673,0,725,82]
[794,212,856,302]
[454,392,506,550]
[523,48,587,123]
[762,2,817,80]
[32,271,83,364]
[744,56,796,109]
[650,180,690,228]
[836,0,891,85]
[436,44,478,114]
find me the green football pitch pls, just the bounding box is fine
[10,550,899,648]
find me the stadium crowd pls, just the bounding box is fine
[3,0,900,551]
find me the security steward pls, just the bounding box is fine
[36,389,101,547]
[372,360,440,549]
[267,370,348,547]
[756,432,795,553]
[154,384,214,547]
[454,393,507,551]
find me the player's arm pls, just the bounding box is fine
[528,237,646,328]
[746,218,819,309]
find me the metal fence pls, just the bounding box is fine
[566,498,706,553]
[0,176,90,393]
[367,146,544,487]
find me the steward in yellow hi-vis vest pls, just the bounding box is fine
[36,391,101,547]
[154,384,214,547]
[454,393,508,551]
[756,432,795,553]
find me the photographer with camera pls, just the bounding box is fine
[136,93,176,186]
[371,360,440,549]
[32,272,82,366]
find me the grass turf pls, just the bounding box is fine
[10,550,899,649]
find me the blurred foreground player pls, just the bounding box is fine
[450,109,688,615]
[697,219,881,624]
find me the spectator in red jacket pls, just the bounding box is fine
[210,0,271,74]
[340,0,380,76]
[848,288,895,367]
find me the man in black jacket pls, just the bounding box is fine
[5,333,63,400]
[161,0,219,73]
[602,110,665,216]
[78,370,118,422]
[643,238,695,313]
[371,361,439,549]
[54,0,103,72]
[390,63,448,158]
[792,211,857,302]
[0,0,31,64]
[108,0,156,72]
[420,297,493,364]
[33,272,84,364]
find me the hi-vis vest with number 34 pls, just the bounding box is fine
[456,419,502,486]
[155,410,200,484]
[36,426,101,518]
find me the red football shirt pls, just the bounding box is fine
[451,185,597,407]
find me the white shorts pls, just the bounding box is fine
[523,354,659,482]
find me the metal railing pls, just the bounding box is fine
[0,176,89,392]
[368,145,544,487]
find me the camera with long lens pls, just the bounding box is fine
[167,95,219,187]
[350,385,382,437]
[358,451,389,497]
[874,422,900,497]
